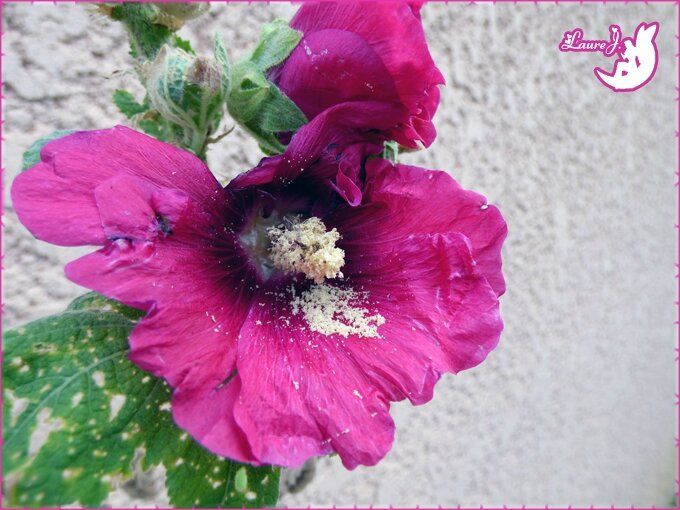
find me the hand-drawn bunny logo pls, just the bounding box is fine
[559,22,659,92]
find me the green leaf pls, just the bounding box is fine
[112,90,148,119]
[21,130,75,171]
[227,61,270,123]
[223,18,307,154]
[250,18,302,71]
[228,61,306,154]
[3,293,280,507]
[174,35,195,55]
[164,449,279,508]
[137,116,172,141]
[67,292,145,320]
[110,3,173,60]
[258,85,308,133]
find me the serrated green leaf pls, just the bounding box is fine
[3,294,279,508]
[21,130,75,171]
[110,3,173,60]
[174,35,195,55]
[250,18,302,71]
[113,90,148,119]
[138,117,170,141]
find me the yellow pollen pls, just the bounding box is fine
[291,284,385,338]
[267,216,345,284]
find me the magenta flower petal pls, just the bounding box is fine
[234,300,395,469]
[336,162,506,395]
[13,126,506,470]
[64,233,252,386]
[172,365,256,464]
[13,127,256,460]
[11,159,107,246]
[231,100,405,196]
[222,160,505,468]
[273,2,445,148]
[357,159,507,297]
[346,233,502,396]
[11,126,224,246]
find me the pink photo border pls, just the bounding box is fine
[0,0,677,508]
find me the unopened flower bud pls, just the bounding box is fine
[153,3,209,21]
[146,43,229,154]
[90,2,209,31]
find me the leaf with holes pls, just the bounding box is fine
[2,293,280,507]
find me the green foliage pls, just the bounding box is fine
[228,71,307,154]
[111,91,179,144]
[109,3,174,60]
[21,130,75,171]
[214,35,231,98]
[249,18,303,71]
[3,293,280,508]
[174,35,196,55]
[106,7,302,160]
[145,38,231,159]
[227,20,307,154]
[112,90,148,119]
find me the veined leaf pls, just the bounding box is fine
[3,293,280,508]
[113,90,148,119]
[249,18,302,71]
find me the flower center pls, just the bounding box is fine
[267,216,345,284]
[239,210,280,280]
[239,211,345,283]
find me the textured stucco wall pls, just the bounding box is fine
[2,2,678,507]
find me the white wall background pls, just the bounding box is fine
[2,2,677,507]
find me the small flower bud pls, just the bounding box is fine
[151,2,210,30]
[145,44,229,154]
[90,2,209,31]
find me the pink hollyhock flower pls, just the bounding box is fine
[12,123,506,469]
[271,2,445,148]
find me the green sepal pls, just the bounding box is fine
[381,141,400,164]
[214,35,231,98]
[228,61,306,154]
[2,293,280,508]
[228,61,272,123]
[224,18,307,155]
[249,18,302,72]
[259,85,308,132]
[21,130,75,171]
